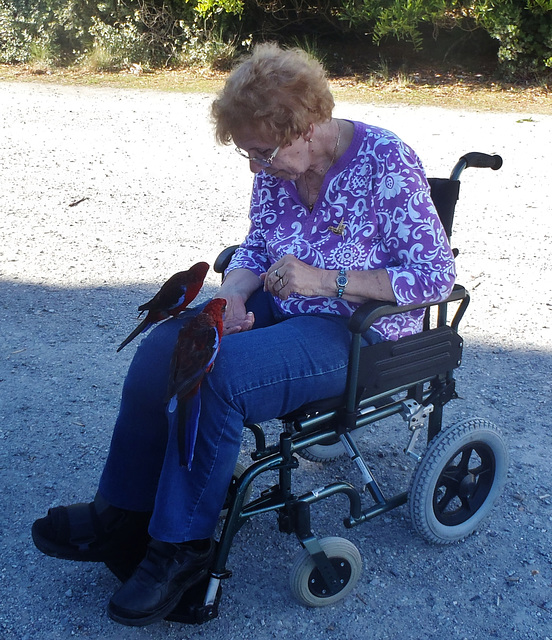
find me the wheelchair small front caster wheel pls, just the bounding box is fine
[289,537,362,607]
[409,418,508,544]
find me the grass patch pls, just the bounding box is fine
[0,64,550,114]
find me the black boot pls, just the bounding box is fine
[31,493,151,568]
[107,538,215,627]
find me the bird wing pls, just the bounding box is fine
[165,298,225,468]
[138,262,209,315]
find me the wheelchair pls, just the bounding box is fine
[167,152,507,624]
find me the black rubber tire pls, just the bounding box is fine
[298,427,367,462]
[409,418,508,544]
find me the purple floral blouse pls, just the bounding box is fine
[226,121,456,340]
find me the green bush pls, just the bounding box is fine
[193,0,552,76]
[0,0,551,77]
[84,17,149,71]
[176,21,238,69]
[0,1,44,63]
[472,0,552,77]
[340,0,450,49]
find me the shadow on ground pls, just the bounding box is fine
[1,280,551,640]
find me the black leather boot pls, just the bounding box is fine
[107,538,215,627]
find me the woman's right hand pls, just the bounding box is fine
[217,294,255,335]
[214,268,261,336]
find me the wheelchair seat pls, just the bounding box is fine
[176,152,507,622]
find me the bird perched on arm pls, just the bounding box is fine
[165,298,226,469]
[117,261,209,352]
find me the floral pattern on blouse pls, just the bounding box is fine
[226,121,456,340]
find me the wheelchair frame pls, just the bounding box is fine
[169,152,506,623]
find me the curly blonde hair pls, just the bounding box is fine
[211,42,334,146]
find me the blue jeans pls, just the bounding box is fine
[98,290,381,542]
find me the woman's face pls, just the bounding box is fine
[233,130,311,181]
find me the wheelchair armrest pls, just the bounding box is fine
[348,284,469,335]
[213,245,240,275]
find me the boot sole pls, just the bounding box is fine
[31,522,112,562]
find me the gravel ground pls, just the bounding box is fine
[0,81,551,640]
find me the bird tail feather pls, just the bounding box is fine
[181,391,201,470]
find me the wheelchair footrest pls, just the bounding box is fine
[165,574,222,625]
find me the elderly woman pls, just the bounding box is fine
[32,43,456,626]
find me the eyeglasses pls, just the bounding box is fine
[235,145,281,168]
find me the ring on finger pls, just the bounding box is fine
[274,269,280,278]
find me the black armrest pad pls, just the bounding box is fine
[348,284,468,334]
[213,245,240,274]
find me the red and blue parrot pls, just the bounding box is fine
[117,261,209,352]
[165,298,226,469]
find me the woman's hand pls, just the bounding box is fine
[215,268,260,336]
[261,255,328,300]
[261,254,396,303]
[217,294,255,336]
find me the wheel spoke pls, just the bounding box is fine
[434,485,457,515]
[468,450,493,477]
[440,467,461,486]
[434,443,498,523]
[458,447,473,474]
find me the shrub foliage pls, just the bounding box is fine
[1,0,551,77]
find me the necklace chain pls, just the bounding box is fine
[305,120,341,212]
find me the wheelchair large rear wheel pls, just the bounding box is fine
[289,537,362,607]
[298,427,367,462]
[219,462,253,518]
[409,418,508,544]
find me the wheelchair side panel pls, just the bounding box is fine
[357,326,463,400]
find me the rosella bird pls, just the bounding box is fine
[117,261,209,352]
[166,298,226,469]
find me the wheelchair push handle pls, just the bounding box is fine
[450,152,503,181]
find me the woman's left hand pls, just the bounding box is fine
[261,255,328,300]
[261,255,396,303]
